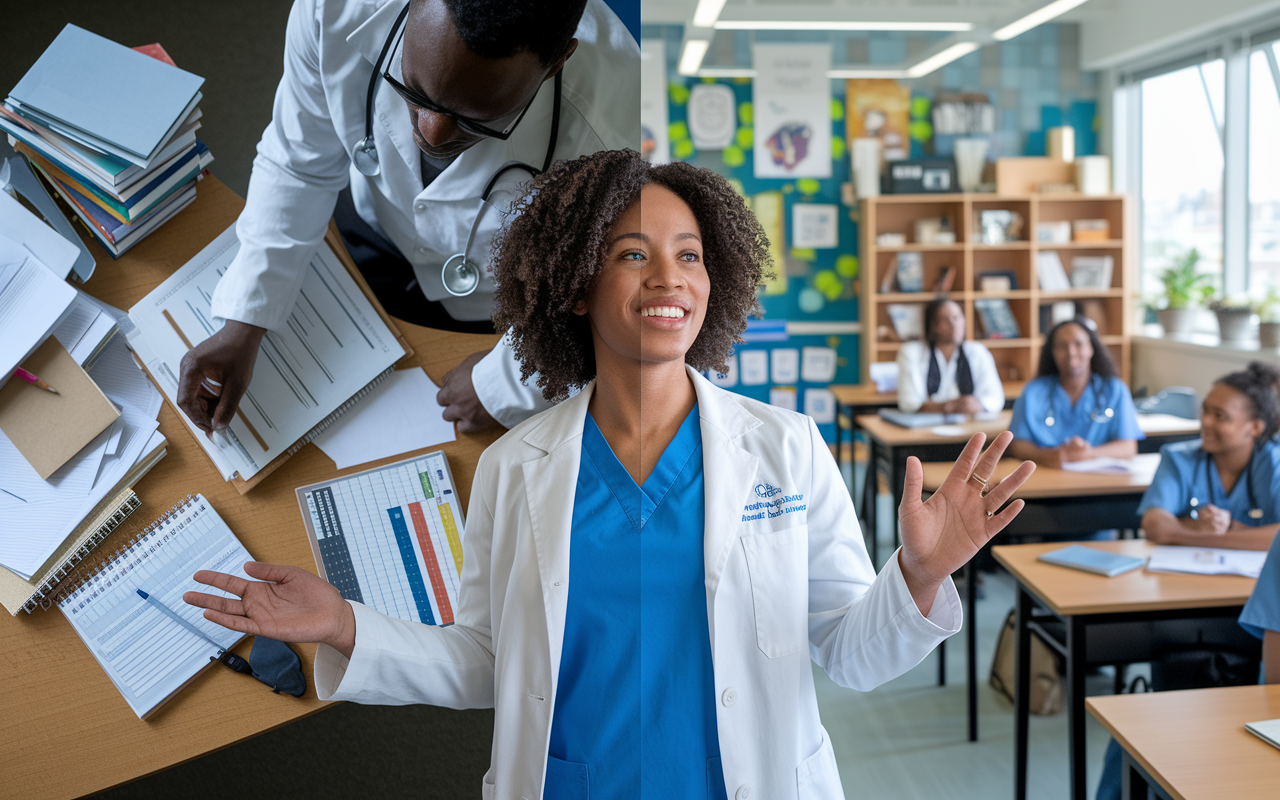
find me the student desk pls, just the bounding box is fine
[921,455,1161,741]
[0,177,505,800]
[1086,684,1280,800]
[992,541,1258,800]
[860,412,1200,565]
[829,380,1024,498]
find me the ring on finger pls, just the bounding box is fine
[969,472,993,496]
[986,510,994,518]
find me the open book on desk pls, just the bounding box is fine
[124,224,412,493]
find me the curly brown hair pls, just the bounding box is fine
[490,149,773,402]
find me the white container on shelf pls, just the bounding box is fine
[1076,156,1111,196]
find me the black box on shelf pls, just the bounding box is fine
[884,159,957,194]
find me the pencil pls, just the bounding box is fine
[12,367,58,394]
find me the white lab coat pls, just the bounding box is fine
[896,339,1004,414]
[315,367,961,800]
[208,0,639,428]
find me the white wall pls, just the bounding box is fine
[1081,0,1280,70]
[1132,335,1280,399]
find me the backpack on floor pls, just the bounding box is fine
[989,608,1063,715]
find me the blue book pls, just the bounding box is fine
[1037,545,1144,577]
[8,24,203,161]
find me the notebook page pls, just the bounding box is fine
[125,225,405,481]
[58,495,252,718]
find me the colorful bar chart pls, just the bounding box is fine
[297,451,465,626]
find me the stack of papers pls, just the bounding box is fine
[1,26,213,257]
[0,331,164,580]
[1061,457,1138,474]
[1145,546,1268,579]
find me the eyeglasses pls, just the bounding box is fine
[381,15,538,140]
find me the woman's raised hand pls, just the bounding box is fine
[183,561,357,659]
[897,431,1035,614]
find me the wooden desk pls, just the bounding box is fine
[0,177,504,800]
[829,380,1025,496]
[861,412,1199,566]
[1087,684,1280,800]
[922,455,1161,742]
[992,541,1258,800]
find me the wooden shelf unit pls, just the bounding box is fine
[859,193,1131,384]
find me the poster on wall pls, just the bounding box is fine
[845,79,911,167]
[688,83,736,150]
[749,191,788,296]
[752,44,831,179]
[640,39,669,164]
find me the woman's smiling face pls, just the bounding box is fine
[576,184,710,372]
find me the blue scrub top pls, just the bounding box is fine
[1241,530,1280,639]
[1138,439,1280,525]
[546,406,726,800]
[1009,374,1144,449]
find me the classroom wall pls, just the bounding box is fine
[1132,336,1280,399]
[1081,0,1280,69]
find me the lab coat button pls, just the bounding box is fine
[721,688,736,707]
[417,246,428,255]
[735,785,751,800]
[414,201,426,212]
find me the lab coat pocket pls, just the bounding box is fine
[741,525,807,658]
[544,754,590,799]
[796,725,844,798]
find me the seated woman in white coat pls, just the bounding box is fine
[896,297,1004,415]
[185,150,1034,800]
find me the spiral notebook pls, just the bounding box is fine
[57,494,253,719]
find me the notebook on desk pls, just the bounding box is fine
[124,224,412,493]
[877,408,966,428]
[1038,545,1145,577]
[1245,718,1280,751]
[56,494,252,719]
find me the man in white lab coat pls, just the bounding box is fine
[176,0,638,436]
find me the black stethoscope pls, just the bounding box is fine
[351,2,561,296]
[1190,448,1265,520]
[1045,374,1114,427]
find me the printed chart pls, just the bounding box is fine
[296,451,465,626]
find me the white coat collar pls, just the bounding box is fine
[345,0,558,203]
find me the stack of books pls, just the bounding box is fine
[0,25,213,257]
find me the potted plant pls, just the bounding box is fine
[1154,247,1213,336]
[1210,292,1255,343]
[1258,286,1280,348]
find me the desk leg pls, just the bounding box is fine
[862,438,879,566]
[967,558,977,741]
[1014,585,1032,800]
[1067,614,1087,800]
[890,450,905,553]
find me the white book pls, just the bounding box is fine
[1245,718,1280,751]
[1037,250,1072,291]
[1145,545,1267,579]
[1061,457,1137,474]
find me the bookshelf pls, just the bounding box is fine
[859,193,1131,384]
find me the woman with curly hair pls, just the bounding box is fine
[185,150,1034,799]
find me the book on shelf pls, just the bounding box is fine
[1070,255,1114,289]
[932,266,957,293]
[1036,251,1072,291]
[894,251,924,292]
[978,270,1018,292]
[974,297,1021,339]
[886,303,924,341]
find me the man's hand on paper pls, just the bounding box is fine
[438,348,500,434]
[185,561,357,660]
[177,320,265,438]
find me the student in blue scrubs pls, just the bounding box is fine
[1009,317,1143,468]
[1240,530,1280,683]
[185,151,1037,799]
[1141,362,1280,552]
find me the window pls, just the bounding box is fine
[1140,60,1225,298]
[1250,43,1280,289]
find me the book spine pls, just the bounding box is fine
[56,495,195,608]
[27,493,143,613]
[284,366,397,458]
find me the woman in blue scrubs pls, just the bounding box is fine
[1009,317,1143,468]
[1140,362,1280,552]
[185,151,1036,799]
